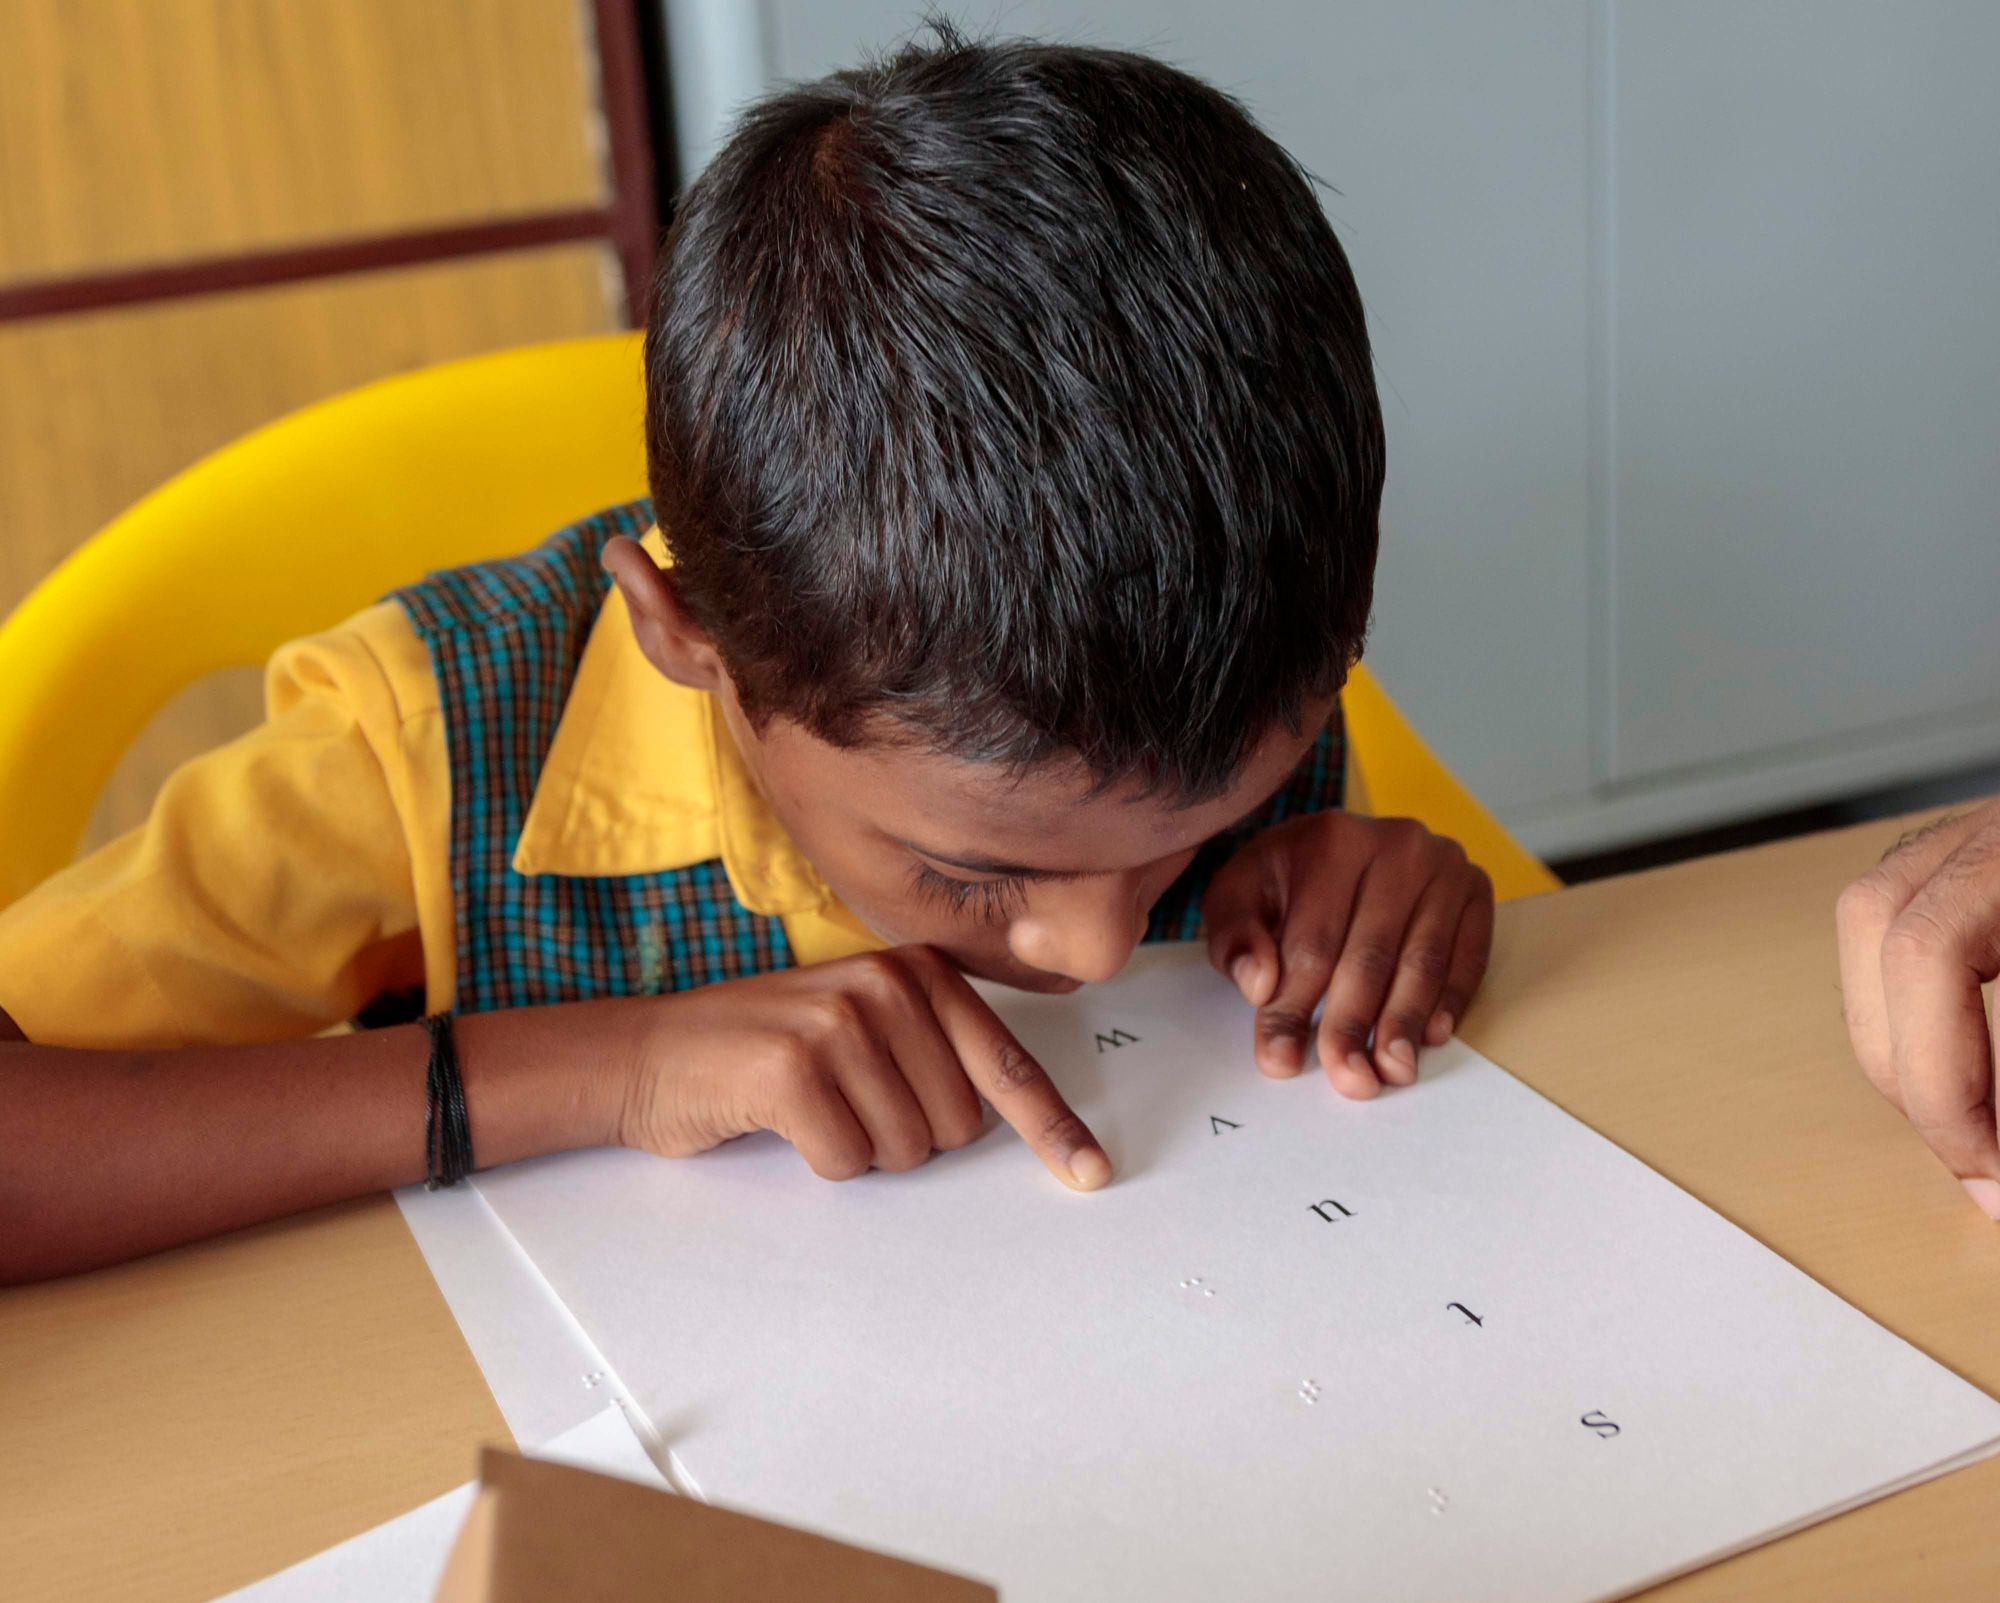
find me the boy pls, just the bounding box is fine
[0,30,1491,1284]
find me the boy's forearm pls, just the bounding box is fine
[0,1001,640,1285]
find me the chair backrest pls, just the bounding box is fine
[1340,670,1561,901]
[0,329,1555,908]
[0,334,650,907]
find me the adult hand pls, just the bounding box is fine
[1836,800,2000,1219]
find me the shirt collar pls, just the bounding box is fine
[510,527,835,917]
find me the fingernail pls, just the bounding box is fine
[1230,955,1257,997]
[1068,1147,1112,1191]
[1332,1053,1381,1100]
[1428,1012,1455,1047]
[1962,1178,2000,1221]
[1383,1038,1418,1085]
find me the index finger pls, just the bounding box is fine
[918,958,1112,1192]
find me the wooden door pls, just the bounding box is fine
[0,0,659,846]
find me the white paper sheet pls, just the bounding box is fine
[210,1405,667,1603]
[394,1180,616,1448]
[475,944,2000,1603]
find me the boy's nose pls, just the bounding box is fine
[1007,876,1148,985]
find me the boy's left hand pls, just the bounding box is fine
[1202,813,1493,1098]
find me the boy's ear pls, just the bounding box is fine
[602,536,726,693]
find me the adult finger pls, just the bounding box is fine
[1370,866,1475,1085]
[1837,809,1986,1107]
[1983,985,2000,1221]
[1881,827,2000,1193]
[918,957,1112,1191]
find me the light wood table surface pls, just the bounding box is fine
[5,809,1998,1602]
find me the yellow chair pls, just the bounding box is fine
[0,331,1558,910]
[1340,673,1560,901]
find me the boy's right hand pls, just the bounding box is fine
[613,946,1112,1191]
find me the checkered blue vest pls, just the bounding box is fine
[391,501,1345,1014]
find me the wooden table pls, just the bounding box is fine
[5,811,1998,1601]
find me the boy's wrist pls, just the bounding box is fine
[603,995,665,1150]
[453,1000,648,1166]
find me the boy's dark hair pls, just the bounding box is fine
[645,23,1383,803]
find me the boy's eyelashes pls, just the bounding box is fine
[906,861,1032,924]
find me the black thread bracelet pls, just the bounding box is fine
[422,1012,476,1190]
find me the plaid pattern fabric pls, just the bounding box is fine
[391,500,1345,1009]
[1141,712,1347,943]
[392,500,795,1013]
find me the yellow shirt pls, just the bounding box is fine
[0,532,881,1049]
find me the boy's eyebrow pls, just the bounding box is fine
[899,762,1302,881]
[902,841,1081,880]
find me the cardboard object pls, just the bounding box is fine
[210,1406,669,1603]
[434,1448,997,1603]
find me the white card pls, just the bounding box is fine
[394,1178,617,1448]
[475,944,2000,1602]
